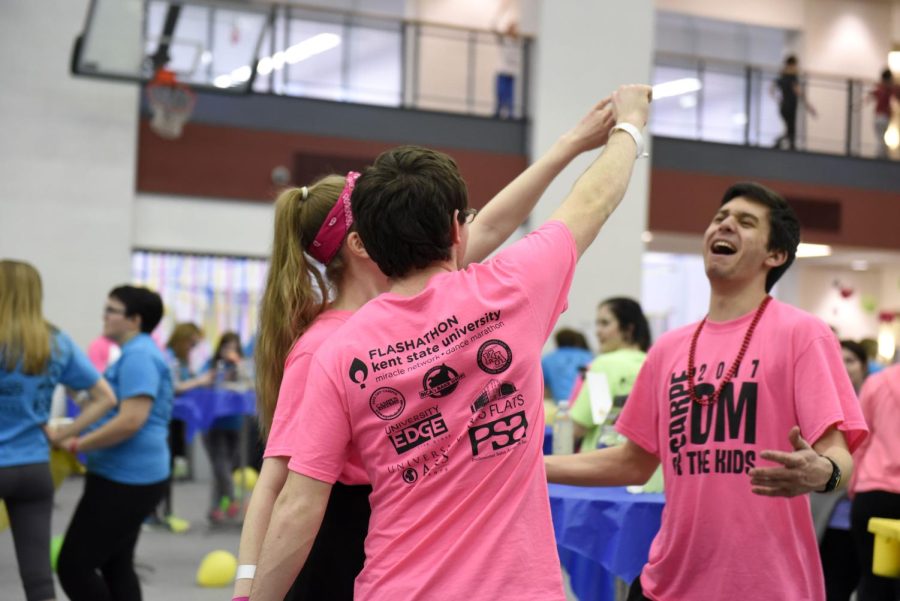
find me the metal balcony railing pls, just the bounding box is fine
[650,52,899,160]
[74,1,897,160]
[73,0,532,120]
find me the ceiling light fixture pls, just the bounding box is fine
[885,124,899,150]
[214,33,341,89]
[888,51,900,74]
[652,78,702,100]
[796,243,832,258]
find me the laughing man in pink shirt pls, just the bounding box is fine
[546,182,868,601]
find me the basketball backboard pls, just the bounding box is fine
[71,0,272,94]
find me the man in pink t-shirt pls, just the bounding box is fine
[546,182,868,601]
[249,84,653,601]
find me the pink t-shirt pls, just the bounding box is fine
[617,299,867,601]
[265,309,367,485]
[852,364,900,495]
[289,221,576,601]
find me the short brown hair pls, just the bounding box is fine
[351,146,468,278]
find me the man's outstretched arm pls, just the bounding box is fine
[462,98,615,265]
[549,84,652,259]
[545,439,659,487]
[249,472,332,601]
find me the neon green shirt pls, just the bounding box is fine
[570,347,646,452]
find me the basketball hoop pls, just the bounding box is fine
[146,68,196,139]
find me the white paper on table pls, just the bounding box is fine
[586,371,613,425]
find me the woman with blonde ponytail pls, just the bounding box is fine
[254,176,346,438]
[235,101,617,601]
[0,260,116,601]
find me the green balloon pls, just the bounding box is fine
[50,535,63,572]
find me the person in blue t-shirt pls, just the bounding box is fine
[56,285,173,601]
[202,331,251,524]
[541,328,593,402]
[0,260,116,601]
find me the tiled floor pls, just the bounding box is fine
[1,472,579,600]
[1,475,243,601]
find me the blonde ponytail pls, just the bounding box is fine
[255,175,347,438]
[0,260,51,374]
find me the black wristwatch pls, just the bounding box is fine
[819,455,842,493]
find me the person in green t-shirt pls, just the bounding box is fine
[571,297,650,452]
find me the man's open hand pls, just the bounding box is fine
[749,426,832,497]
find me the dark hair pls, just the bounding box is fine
[351,146,468,278]
[840,340,869,377]
[784,55,798,67]
[860,338,879,360]
[213,331,244,362]
[720,182,800,292]
[109,285,163,333]
[555,328,590,350]
[881,68,893,83]
[600,297,652,352]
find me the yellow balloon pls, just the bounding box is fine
[0,501,9,533]
[232,466,258,493]
[196,550,237,588]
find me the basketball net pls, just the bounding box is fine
[146,68,196,139]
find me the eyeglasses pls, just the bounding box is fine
[457,208,478,225]
[103,306,126,316]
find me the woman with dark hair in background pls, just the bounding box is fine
[56,285,173,601]
[203,331,250,524]
[0,260,116,601]
[841,339,869,395]
[813,339,869,601]
[571,296,651,451]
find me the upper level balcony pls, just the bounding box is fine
[74,0,898,163]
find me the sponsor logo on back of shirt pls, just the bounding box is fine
[477,339,512,374]
[469,410,528,459]
[369,387,406,420]
[419,363,465,399]
[388,412,449,454]
[470,379,517,413]
[348,357,369,389]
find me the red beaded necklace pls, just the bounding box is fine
[687,295,772,406]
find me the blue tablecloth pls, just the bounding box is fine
[172,387,256,443]
[549,484,664,601]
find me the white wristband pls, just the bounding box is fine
[610,122,648,158]
[236,564,256,580]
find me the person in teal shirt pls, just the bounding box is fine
[0,260,117,601]
[571,297,651,452]
[57,285,173,601]
[542,328,594,402]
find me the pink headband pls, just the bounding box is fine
[308,171,360,265]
